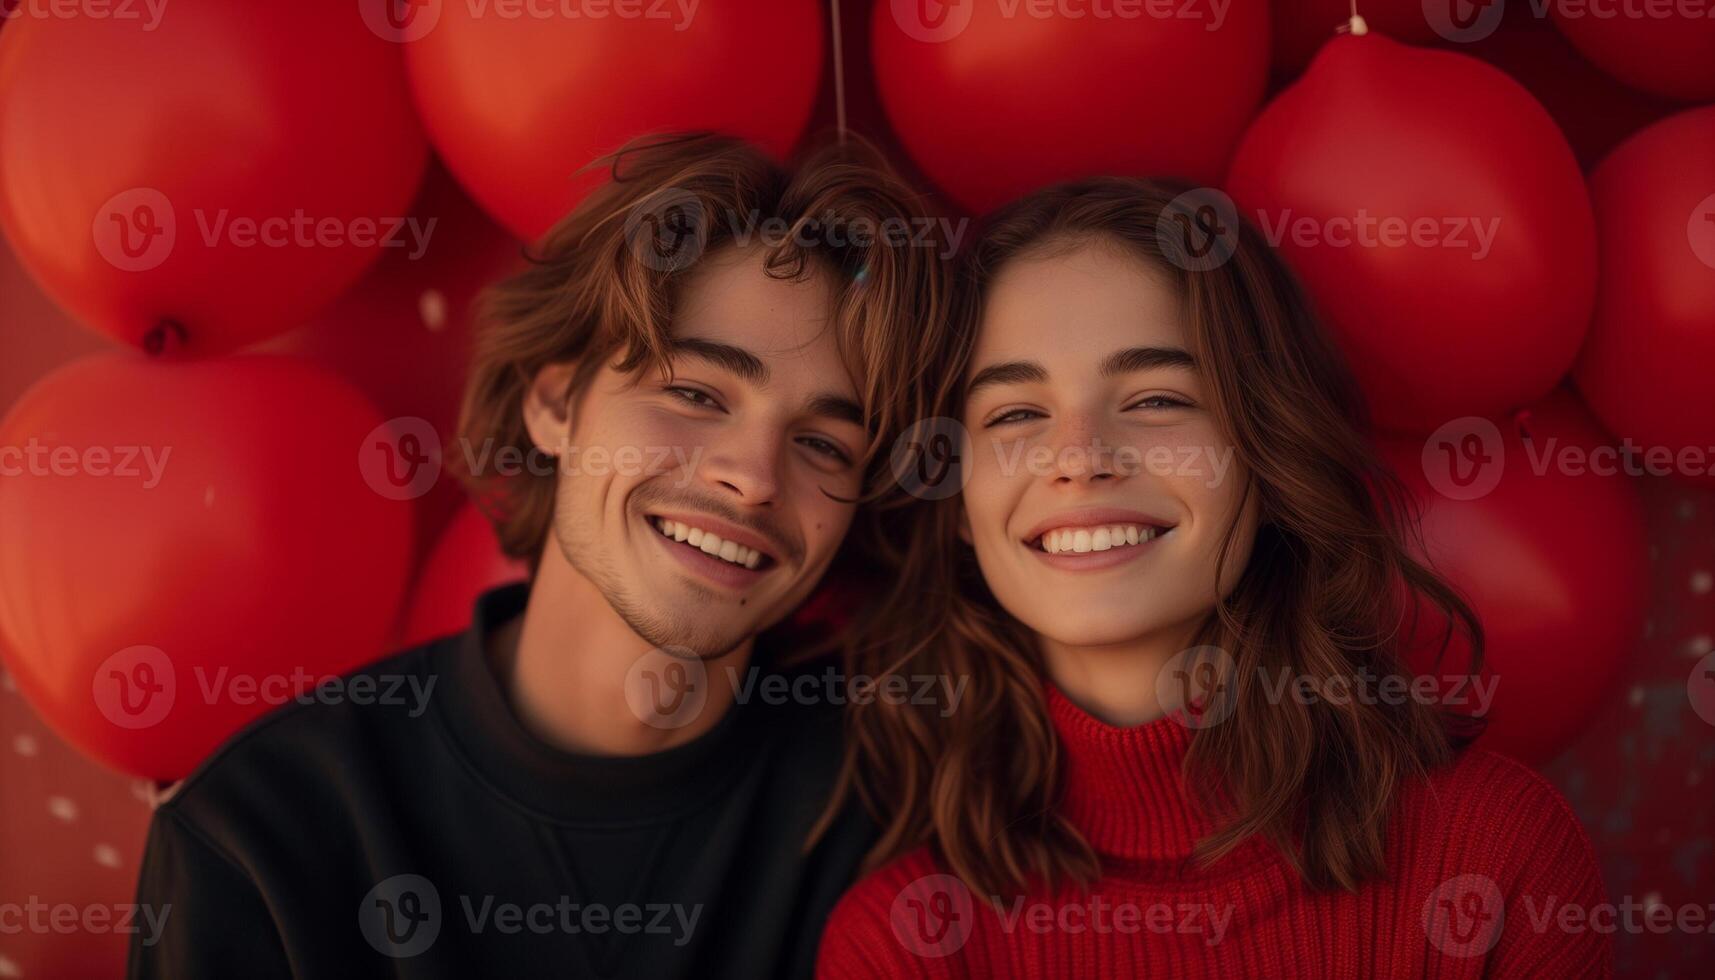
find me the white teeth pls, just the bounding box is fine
[655,517,765,570]
[1037,523,1165,554]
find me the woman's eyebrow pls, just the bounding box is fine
[1099,345,1196,377]
[967,360,1048,397]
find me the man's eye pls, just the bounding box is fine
[985,408,1043,428]
[798,436,851,465]
[667,386,720,409]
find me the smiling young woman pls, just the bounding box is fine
[813,179,1611,978]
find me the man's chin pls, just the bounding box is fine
[618,603,759,662]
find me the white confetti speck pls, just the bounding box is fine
[46,796,78,823]
[419,289,449,332]
[1689,635,1713,658]
[1629,685,1646,707]
[1643,891,1664,910]
[12,735,37,757]
[1691,571,1712,595]
[0,952,21,977]
[93,844,122,869]
[203,485,215,508]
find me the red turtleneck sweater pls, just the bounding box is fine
[817,684,1612,978]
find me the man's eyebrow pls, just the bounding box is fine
[966,360,1048,397]
[1100,346,1196,377]
[669,337,768,385]
[806,393,864,428]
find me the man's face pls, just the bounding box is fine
[526,246,866,657]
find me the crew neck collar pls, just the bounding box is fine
[431,585,757,824]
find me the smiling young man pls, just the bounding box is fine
[128,134,953,979]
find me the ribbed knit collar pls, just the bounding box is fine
[1046,682,1274,878]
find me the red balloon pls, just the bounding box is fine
[0,234,108,413]
[399,503,529,650]
[1573,106,1715,486]
[0,2,428,355]
[0,354,415,779]
[1385,389,1649,765]
[404,1,823,241]
[1227,34,1596,435]
[1549,0,1715,102]
[1271,0,1436,70]
[872,0,1268,214]
[264,161,525,553]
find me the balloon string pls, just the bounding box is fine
[830,0,847,145]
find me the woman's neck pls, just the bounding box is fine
[1037,616,1206,727]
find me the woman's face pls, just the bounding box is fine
[960,239,1261,652]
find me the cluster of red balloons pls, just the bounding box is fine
[0,0,820,780]
[0,0,1708,776]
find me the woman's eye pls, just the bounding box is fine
[985,408,1043,428]
[667,386,720,410]
[1127,394,1192,411]
[798,436,852,465]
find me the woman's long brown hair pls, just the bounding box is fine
[814,177,1485,898]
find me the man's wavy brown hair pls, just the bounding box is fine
[455,132,954,567]
[817,177,1485,898]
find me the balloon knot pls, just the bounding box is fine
[1340,14,1369,36]
[142,320,188,357]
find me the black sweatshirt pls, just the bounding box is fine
[126,584,875,979]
